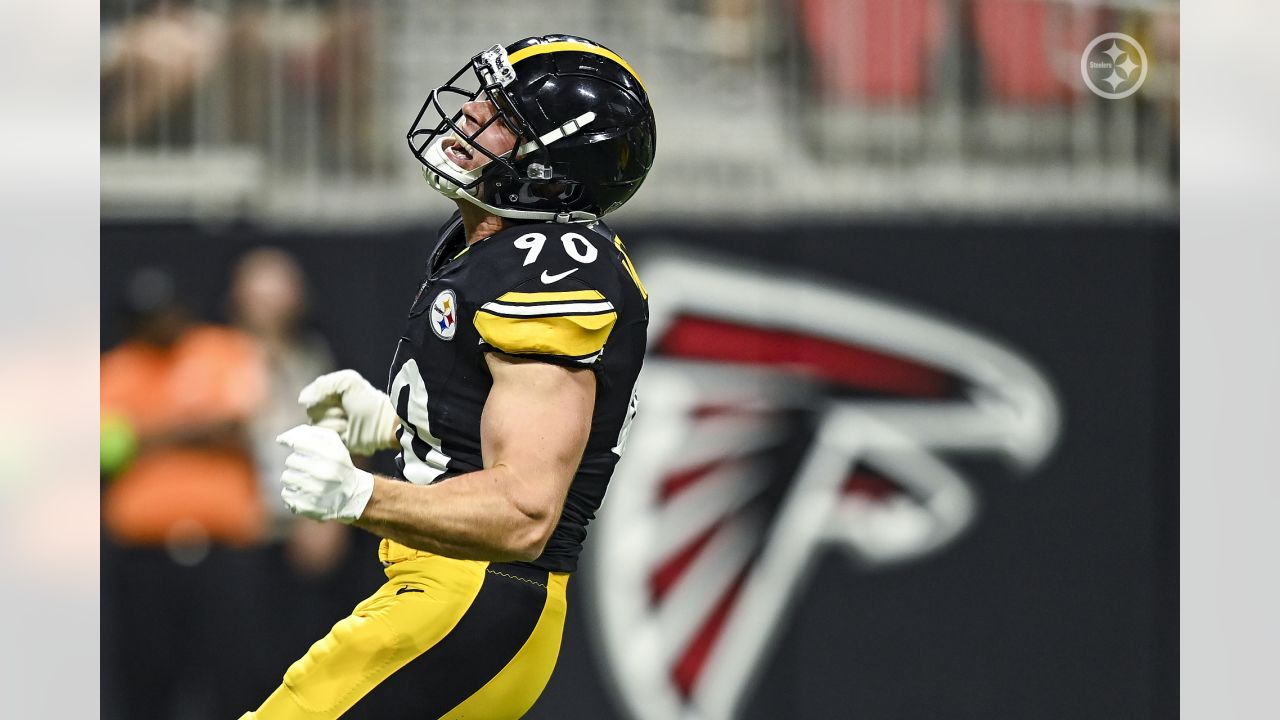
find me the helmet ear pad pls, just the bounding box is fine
[483,173,584,209]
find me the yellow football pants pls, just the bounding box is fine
[241,541,569,719]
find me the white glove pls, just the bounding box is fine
[276,425,375,523]
[298,370,400,456]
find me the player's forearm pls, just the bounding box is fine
[353,470,557,562]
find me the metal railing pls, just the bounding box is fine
[101,0,1178,225]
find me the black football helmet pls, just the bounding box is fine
[407,35,656,223]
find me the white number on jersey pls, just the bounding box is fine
[515,231,599,267]
[612,389,639,457]
[514,232,547,266]
[390,359,452,484]
[560,232,599,264]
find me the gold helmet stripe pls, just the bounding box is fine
[507,41,648,94]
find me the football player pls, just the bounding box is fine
[241,34,655,719]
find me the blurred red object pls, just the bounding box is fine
[798,0,945,103]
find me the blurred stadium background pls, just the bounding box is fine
[100,1,1177,718]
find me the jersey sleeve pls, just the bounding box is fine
[474,280,618,366]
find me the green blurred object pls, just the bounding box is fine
[101,414,138,477]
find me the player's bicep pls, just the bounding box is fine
[480,353,595,518]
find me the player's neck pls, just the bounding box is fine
[457,203,512,246]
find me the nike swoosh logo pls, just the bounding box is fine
[541,268,579,284]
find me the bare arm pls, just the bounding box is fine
[353,353,595,562]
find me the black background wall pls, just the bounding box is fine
[101,219,1177,719]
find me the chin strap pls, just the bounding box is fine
[422,112,600,224]
[441,176,599,223]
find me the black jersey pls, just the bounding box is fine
[386,212,648,572]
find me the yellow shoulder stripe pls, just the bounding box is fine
[474,310,617,358]
[496,289,605,305]
[614,235,648,300]
[508,41,648,94]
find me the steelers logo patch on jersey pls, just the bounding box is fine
[430,289,458,340]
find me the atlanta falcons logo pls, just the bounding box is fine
[586,251,1061,720]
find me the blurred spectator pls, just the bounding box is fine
[228,247,355,579]
[228,248,335,536]
[101,0,229,144]
[101,267,270,719]
[101,266,266,546]
[226,247,371,693]
[102,0,380,174]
